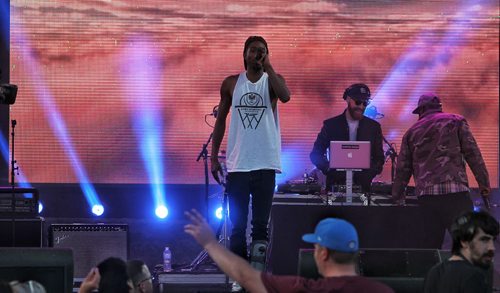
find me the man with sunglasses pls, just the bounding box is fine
[127,260,153,293]
[310,83,385,193]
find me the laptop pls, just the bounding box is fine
[329,141,371,169]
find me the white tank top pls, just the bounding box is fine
[226,72,282,173]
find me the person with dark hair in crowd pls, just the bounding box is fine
[79,257,133,293]
[126,260,153,293]
[424,211,498,292]
[392,93,491,245]
[210,35,290,291]
[184,209,394,293]
[310,83,384,192]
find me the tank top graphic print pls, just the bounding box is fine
[226,72,282,173]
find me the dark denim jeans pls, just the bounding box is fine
[226,169,276,259]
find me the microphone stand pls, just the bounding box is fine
[10,119,19,246]
[382,135,397,183]
[187,133,230,273]
[196,132,213,223]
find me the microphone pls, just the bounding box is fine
[210,105,218,118]
[256,53,263,62]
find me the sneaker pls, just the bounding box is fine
[249,240,268,272]
[231,281,245,292]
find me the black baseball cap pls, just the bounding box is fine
[344,83,371,101]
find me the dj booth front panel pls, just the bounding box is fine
[267,204,444,275]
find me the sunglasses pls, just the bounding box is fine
[354,100,370,107]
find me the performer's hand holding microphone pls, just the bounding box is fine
[255,50,271,72]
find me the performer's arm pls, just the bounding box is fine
[458,119,490,195]
[210,76,234,184]
[262,54,290,103]
[310,122,331,174]
[184,209,267,293]
[392,133,413,202]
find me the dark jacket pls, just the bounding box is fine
[310,111,385,191]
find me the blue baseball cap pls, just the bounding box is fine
[302,218,359,252]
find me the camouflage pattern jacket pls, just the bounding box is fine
[392,110,490,199]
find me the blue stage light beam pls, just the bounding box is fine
[121,37,167,217]
[11,27,103,215]
[373,0,491,121]
[277,145,312,184]
[0,0,8,42]
[405,1,490,108]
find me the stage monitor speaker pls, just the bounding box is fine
[49,224,128,279]
[0,247,74,293]
[0,217,44,247]
[358,248,442,278]
[298,248,443,293]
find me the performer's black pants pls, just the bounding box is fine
[227,170,275,260]
[418,191,473,247]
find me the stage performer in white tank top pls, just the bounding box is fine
[210,36,291,275]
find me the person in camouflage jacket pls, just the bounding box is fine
[392,93,490,244]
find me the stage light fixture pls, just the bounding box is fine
[215,207,223,220]
[0,84,18,105]
[92,204,104,216]
[38,202,43,214]
[155,205,168,219]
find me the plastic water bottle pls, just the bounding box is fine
[163,247,172,272]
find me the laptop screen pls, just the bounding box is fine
[329,141,371,169]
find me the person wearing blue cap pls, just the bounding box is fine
[184,209,394,293]
[310,83,385,193]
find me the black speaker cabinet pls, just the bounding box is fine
[49,224,128,279]
[0,248,74,293]
[0,217,44,247]
[298,248,445,293]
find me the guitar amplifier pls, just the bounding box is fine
[49,224,128,278]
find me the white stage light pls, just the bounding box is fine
[155,205,168,219]
[92,204,104,216]
[215,207,223,220]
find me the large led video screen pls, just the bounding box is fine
[8,0,499,187]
